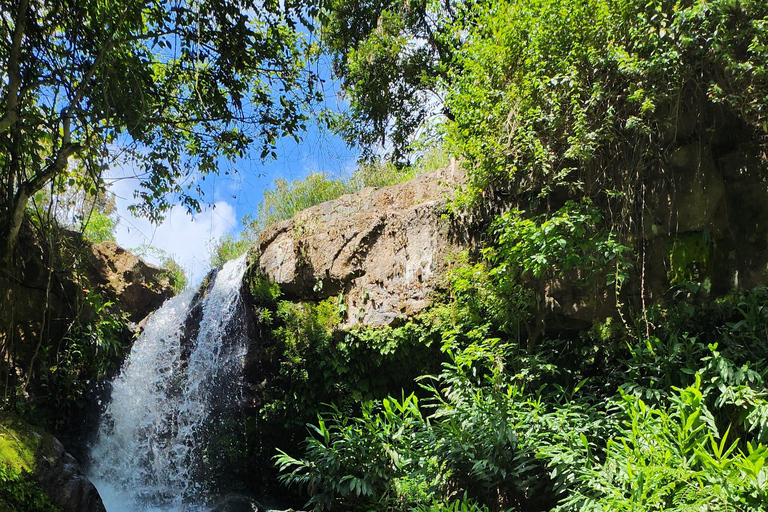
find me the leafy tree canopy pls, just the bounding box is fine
[323,0,768,189]
[319,0,467,162]
[0,0,320,262]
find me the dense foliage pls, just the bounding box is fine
[5,0,768,510]
[325,0,768,195]
[267,1,768,510]
[237,266,447,497]
[443,0,766,225]
[2,231,134,429]
[0,0,321,270]
[277,212,768,510]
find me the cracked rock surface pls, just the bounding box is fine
[256,163,465,327]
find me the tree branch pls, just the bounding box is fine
[5,141,83,258]
[22,142,84,198]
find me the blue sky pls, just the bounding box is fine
[107,80,359,285]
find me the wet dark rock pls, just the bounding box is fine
[0,412,106,512]
[35,435,106,512]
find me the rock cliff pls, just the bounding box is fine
[253,130,768,336]
[4,227,176,365]
[255,162,465,327]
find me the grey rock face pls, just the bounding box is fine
[34,435,107,512]
[256,163,465,327]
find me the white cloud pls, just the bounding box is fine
[108,176,237,288]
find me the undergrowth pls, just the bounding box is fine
[274,202,768,510]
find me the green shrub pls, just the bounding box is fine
[254,302,443,504]
[81,208,117,244]
[0,467,61,512]
[414,499,511,512]
[448,201,631,352]
[262,301,443,431]
[211,232,256,270]
[275,394,436,511]
[8,288,126,429]
[160,255,188,293]
[275,316,592,510]
[556,377,768,512]
[275,226,768,511]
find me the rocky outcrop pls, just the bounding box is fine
[256,162,465,327]
[3,227,175,366]
[0,412,106,512]
[35,434,106,512]
[253,121,768,334]
[87,240,175,323]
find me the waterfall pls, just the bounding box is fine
[88,254,249,512]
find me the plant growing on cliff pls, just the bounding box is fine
[274,206,768,509]
[276,326,599,511]
[261,301,443,430]
[324,0,768,277]
[26,290,125,427]
[280,297,768,511]
[159,255,188,293]
[451,200,631,352]
[0,465,60,512]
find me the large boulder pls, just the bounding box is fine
[88,240,176,323]
[256,163,465,327]
[0,412,106,512]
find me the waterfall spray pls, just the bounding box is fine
[88,254,249,512]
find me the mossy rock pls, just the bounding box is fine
[0,412,42,474]
[0,412,60,512]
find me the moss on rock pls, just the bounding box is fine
[0,412,60,512]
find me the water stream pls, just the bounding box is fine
[88,254,249,512]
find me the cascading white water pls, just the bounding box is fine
[88,254,249,512]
